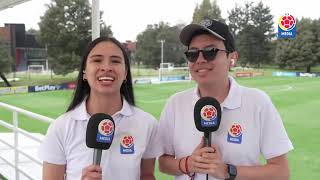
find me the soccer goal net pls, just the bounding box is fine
[27,65,45,74]
[158,63,190,83]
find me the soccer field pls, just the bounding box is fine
[0,76,319,179]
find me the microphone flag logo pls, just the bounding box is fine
[120,135,135,154]
[200,105,218,127]
[96,119,114,143]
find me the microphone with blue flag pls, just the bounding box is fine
[86,113,115,165]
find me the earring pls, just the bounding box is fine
[83,70,87,81]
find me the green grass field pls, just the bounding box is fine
[0,76,320,179]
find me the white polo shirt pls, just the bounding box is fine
[39,98,161,180]
[158,77,294,180]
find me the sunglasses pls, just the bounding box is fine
[184,47,228,63]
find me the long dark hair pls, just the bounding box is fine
[67,36,135,112]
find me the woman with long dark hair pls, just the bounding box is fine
[39,37,160,180]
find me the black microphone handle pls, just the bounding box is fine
[204,132,211,147]
[204,132,211,180]
[93,149,102,165]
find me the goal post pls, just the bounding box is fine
[27,65,45,74]
[158,63,190,83]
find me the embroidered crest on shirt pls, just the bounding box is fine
[227,123,243,144]
[120,135,135,154]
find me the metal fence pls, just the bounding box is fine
[0,102,53,180]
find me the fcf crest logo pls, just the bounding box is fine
[200,105,218,127]
[278,14,296,39]
[120,135,134,154]
[96,119,114,143]
[227,123,243,144]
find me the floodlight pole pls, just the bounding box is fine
[160,40,165,65]
[92,0,100,40]
[158,40,165,83]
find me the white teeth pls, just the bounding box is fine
[198,69,209,73]
[98,76,114,81]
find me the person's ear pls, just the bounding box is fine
[231,59,235,66]
[229,52,239,67]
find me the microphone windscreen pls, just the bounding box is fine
[86,113,115,150]
[194,97,221,133]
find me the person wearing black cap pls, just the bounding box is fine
[157,18,293,180]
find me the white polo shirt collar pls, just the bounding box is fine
[192,76,242,110]
[221,76,242,109]
[70,97,134,121]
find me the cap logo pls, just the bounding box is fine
[200,19,212,27]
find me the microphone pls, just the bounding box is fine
[194,97,221,180]
[86,113,115,165]
[194,97,221,147]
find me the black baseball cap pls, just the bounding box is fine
[179,18,235,52]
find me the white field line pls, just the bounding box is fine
[137,85,294,104]
[136,98,167,103]
[263,85,293,93]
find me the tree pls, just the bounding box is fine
[27,28,39,35]
[228,3,251,35]
[236,25,261,67]
[311,18,320,65]
[228,1,274,67]
[38,0,112,75]
[0,41,13,86]
[292,18,315,72]
[100,21,112,37]
[136,22,185,68]
[275,18,319,72]
[136,25,159,68]
[274,39,295,69]
[158,24,186,66]
[192,0,224,23]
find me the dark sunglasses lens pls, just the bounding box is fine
[185,51,199,62]
[203,48,218,61]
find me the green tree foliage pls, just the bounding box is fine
[0,41,13,73]
[275,39,295,69]
[100,20,113,37]
[250,2,274,39]
[0,40,13,87]
[228,3,251,35]
[312,18,320,65]
[228,2,274,67]
[275,18,320,72]
[38,0,112,75]
[136,22,185,68]
[192,0,224,23]
[27,28,39,35]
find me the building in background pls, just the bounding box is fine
[123,40,136,64]
[0,23,47,72]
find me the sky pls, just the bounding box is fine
[0,0,319,42]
